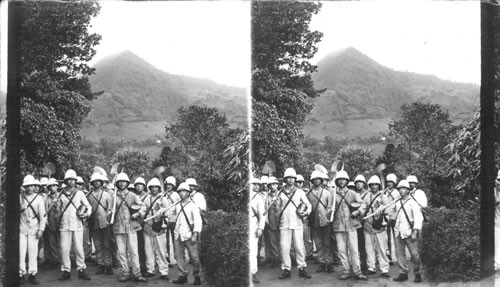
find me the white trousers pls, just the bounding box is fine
[335,231,362,275]
[249,229,259,274]
[116,233,141,277]
[364,231,390,273]
[280,228,307,270]
[19,233,39,276]
[144,232,169,275]
[60,230,86,272]
[495,225,500,270]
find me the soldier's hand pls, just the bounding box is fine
[411,230,418,242]
[131,213,139,219]
[36,230,43,239]
[191,233,198,243]
[256,228,263,238]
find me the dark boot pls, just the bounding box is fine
[354,274,368,281]
[134,276,147,283]
[326,263,334,273]
[19,275,25,285]
[28,274,40,285]
[338,273,350,280]
[143,271,155,278]
[118,275,130,282]
[95,265,105,275]
[172,276,188,284]
[193,276,201,285]
[414,273,422,283]
[78,270,91,280]
[316,264,326,273]
[298,268,311,279]
[252,274,259,283]
[279,269,291,279]
[393,273,408,282]
[58,271,71,281]
[105,266,114,275]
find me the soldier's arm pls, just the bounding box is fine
[37,198,47,232]
[81,191,92,217]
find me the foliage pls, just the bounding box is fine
[421,205,480,282]
[155,105,246,212]
[111,149,151,180]
[19,1,101,176]
[200,210,248,287]
[251,1,323,173]
[336,145,375,178]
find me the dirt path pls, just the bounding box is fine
[255,260,482,287]
[33,263,207,287]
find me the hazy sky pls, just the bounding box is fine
[89,1,250,88]
[310,1,480,85]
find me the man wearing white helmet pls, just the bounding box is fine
[295,174,314,262]
[172,183,203,285]
[87,173,113,275]
[111,172,147,283]
[390,180,423,283]
[142,178,170,280]
[43,178,61,269]
[39,177,49,195]
[353,174,369,273]
[406,175,427,253]
[264,176,281,268]
[306,170,334,273]
[362,176,390,277]
[186,178,207,221]
[19,175,47,285]
[164,176,180,266]
[384,173,400,265]
[133,176,148,274]
[57,169,92,281]
[249,178,265,283]
[276,168,312,280]
[332,170,367,281]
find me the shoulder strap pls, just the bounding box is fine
[176,202,194,232]
[401,200,414,229]
[145,195,163,217]
[58,190,78,222]
[22,193,40,219]
[90,190,107,213]
[366,192,382,213]
[409,191,424,209]
[116,191,131,212]
[332,190,347,220]
[278,187,298,222]
[311,188,327,212]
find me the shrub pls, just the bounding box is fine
[200,210,248,287]
[421,204,480,282]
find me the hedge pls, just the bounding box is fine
[421,205,480,282]
[200,210,248,287]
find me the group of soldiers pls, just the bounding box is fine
[249,167,428,284]
[19,169,206,285]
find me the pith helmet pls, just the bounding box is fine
[354,175,366,184]
[367,175,381,186]
[406,175,418,184]
[386,174,397,184]
[147,178,161,189]
[283,168,297,179]
[178,182,191,192]
[397,180,410,189]
[310,170,324,182]
[164,176,176,186]
[22,175,37,187]
[116,172,130,184]
[296,174,305,182]
[186,178,198,187]
[64,169,77,181]
[134,177,146,186]
[335,170,350,182]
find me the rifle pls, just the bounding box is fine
[144,200,181,222]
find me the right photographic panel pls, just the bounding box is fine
[250,1,482,285]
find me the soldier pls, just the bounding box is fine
[104,176,119,268]
[406,175,427,253]
[172,183,203,285]
[296,174,314,262]
[111,173,147,283]
[57,170,92,281]
[164,176,180,265]
[332,171,367,281]
[362,176,390,277]
[133,177,148,274]
[43,178,61,269]
[258,176,268,265]
[87,173,113,275]
[383,174,400,265]
[34,178,46,267]
[353,174,369,273]
[391,180,423,283]
[250,177,265,283]
[76,176,93,264]
[264,176,281,268]
[306,171,334,273]
[186,178,206,257]
[142,178,170,280]
[19,175,47,285]
[277,168,312,280]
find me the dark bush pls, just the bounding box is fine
[421,204,480,282]
[200,210,248,287]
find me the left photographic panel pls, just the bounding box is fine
[2,1,250,286]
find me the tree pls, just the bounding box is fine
[336,145,375,178]
[251,1,323,173]
[19,1,102,176]
[111,149,151,180]
[389,102,458,175]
